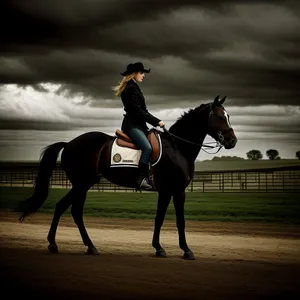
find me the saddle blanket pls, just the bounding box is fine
[110,139,141,168]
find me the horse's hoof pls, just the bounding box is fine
[48,244,58,254]
[86,246,100,255]
[155,249,167,258]
[183,251,195,260]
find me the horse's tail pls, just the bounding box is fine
[19,142,67,222]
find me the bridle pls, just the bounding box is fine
[161,105,233,154]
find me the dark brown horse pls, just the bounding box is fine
[19,95,237,260]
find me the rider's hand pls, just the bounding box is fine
[158,121,165,127]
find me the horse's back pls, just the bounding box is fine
[61,131,113,163]
[67,131,113,147]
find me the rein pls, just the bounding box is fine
[162,127,224,154]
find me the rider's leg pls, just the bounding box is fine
[127,128,153,190]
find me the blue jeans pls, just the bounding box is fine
[127,128,152,164]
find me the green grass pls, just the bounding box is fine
[1,187,300,224]
[195,159,300,172]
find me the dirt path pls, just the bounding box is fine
[1,211,300,299]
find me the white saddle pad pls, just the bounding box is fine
[110,139,141,168]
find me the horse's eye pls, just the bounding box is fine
[219,116,224,120]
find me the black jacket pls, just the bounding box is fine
[121,80,161,134]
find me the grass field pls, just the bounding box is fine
[0,187,299,224]
[195,159,300,172]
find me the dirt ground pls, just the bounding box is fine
[1,211,300,300]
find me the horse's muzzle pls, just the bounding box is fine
[223,136,237,149]
[218,130,237,149]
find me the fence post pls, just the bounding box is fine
[222,173,224,192]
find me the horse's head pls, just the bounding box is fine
[207,95,237,149]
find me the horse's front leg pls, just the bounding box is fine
[152,192,172,258]
[173,191,195,260]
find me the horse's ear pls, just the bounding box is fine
[213,95,219,108]
[219,96,226,105]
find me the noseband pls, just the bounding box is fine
[217,128,233,144]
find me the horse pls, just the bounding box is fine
[18,95,237,260]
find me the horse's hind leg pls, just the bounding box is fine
[70,187,99,255]
[47,189,73,253]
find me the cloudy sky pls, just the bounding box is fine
[1,0,300,162]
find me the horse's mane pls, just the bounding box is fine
[169,103,209,133]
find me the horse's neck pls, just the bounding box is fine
[168,126,207,163]
[167,107,210,162]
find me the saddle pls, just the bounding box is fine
[115,129,161,163]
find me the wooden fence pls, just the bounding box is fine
[1,162,299,193]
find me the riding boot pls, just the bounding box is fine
[136,162,154,190]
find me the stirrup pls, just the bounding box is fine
[137,178,154,191]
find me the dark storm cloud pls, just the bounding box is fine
[1,0,300,108]
[2,0,290,44]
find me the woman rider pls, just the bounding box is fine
[113,62,165,190]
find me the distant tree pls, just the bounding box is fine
[246,150,263,160]
[276,156,281,160]
[266,149,279,160]
[296,151,300,159]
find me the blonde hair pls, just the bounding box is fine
[112,73,137,97]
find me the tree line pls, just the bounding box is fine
[210,150,300,161]
[246,150,300,160]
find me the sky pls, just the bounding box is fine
[1,0,300,161]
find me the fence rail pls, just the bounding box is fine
[0,163,299,193]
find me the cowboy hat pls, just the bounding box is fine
[120,62,151,76]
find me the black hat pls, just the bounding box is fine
[120,62,151,76]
